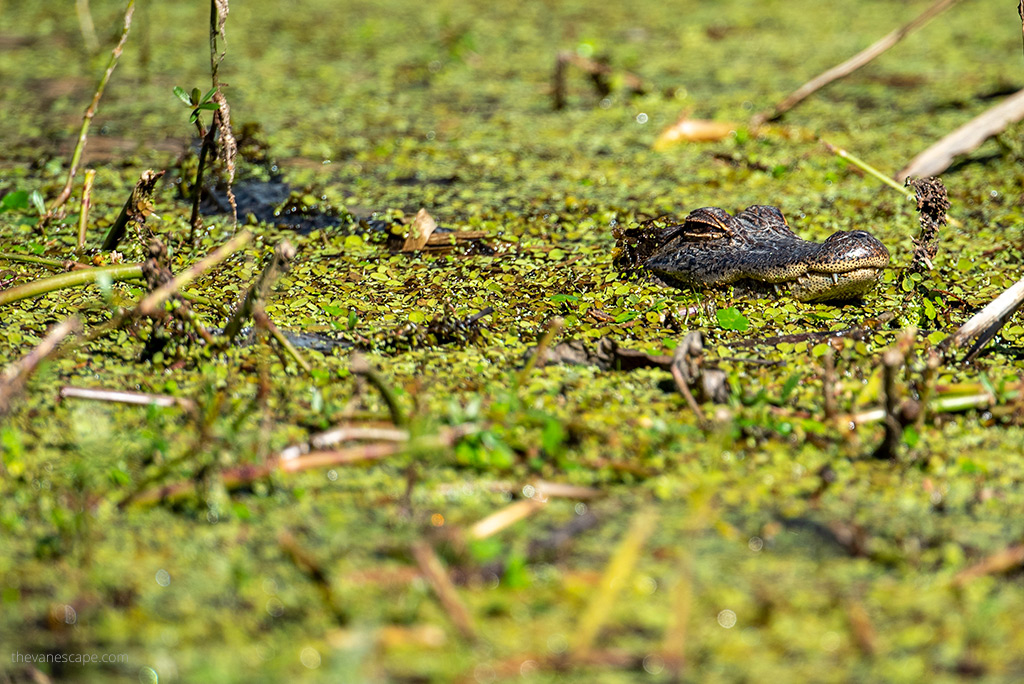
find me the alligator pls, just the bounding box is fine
[640,205,890,302]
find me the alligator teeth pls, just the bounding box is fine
[831,273,839,285]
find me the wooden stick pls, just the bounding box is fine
[517,317,564,387]
[570,508,658,659]
[43,0,136,223]
[755,0,962,124]
[221,240,294,342]
[954,544,1024,585]
[0,264,144,307]
[100,169,164,251]
[136,230,251,317]
[411,541,478,642]
[469,499,547,540]
[946,275,1024,361]
[898,87,1024,180]
[0,318,82,415]
[76,169,96,252]
[58,386,196,411]
[872,347,906,460]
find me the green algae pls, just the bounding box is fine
[2,0,1024,682]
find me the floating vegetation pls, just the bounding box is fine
[2,0,1024,682]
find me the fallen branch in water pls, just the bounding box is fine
[954,544,1024,585]
[553,50,645,110]
[0,263,144,307]
[221,239,294,342]
[0,318,82,416]
[898,87,1024,180]
[944,275,1024,361]
[58,386,196,412]
[754,0,962,124]
[411,541,478,642]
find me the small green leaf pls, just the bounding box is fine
[189,111,199,124]
[780,373,801,401]
[196,102,220,112]
[0,190,29,212]
[716,306,749,331]
[902,425,920,447]
[190,87,201,106]
[202,87,218,103]
[30,190,45,216]
[173,86,192,105]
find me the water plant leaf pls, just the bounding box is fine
[173,85,191,105]
[716,306,749,331]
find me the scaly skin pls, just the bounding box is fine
[644,205,890,302]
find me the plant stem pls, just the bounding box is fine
[43,0,135,225]
[77,169,96,251]
[0,253,82,270]
[821,140,961,228]
[189,123,218,242]
[0,264,144,308]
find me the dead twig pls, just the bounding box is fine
[570,507,659,660]
[954,544,1024,585]
[660,560,693,680]
[846,601,878,656]
[189,122,219,239]
[0,318,82,416]
[279,531,348,624]
[553,50,645,110]
[898,87,1024,180]
[469,499,546,541]
[135,230,252,317]
[42,0,136,225]
[945,275,1024,361]
[350,354,408,428]
[517,317,564,387]
[221,240,295,342]
[754,0,962,124]
[99,169,165,251]
[411,541,477,642]
[76,169,96,252]
[58,386,196,412]
[670,331,729,426]
[872,333,914,460]
[255,306,311,375]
